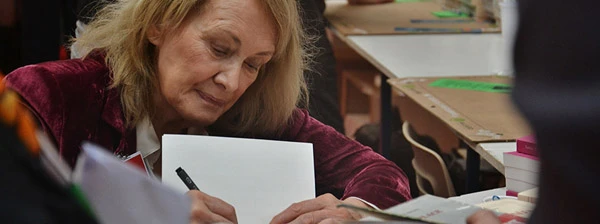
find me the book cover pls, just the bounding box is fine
[123,152,150,175]
[516,135,537,156]
[504,166,539,185]
[503,151,540,172]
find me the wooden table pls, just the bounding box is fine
[475,142,517,175]
[324,1,516,193]
[388,75,531,192]
[324,1,511,164]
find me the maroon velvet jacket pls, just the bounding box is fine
[5,54,411,209]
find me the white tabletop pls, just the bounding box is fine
[343,33,512,79]
[475,142,517,175]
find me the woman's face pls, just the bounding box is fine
[149,0,276,127]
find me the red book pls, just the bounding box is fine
[124,152,150,175]
[516,135,537,156]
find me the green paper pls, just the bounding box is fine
[70,184,98,221]
[429,79,512,93]
[451,117,465,122]
[432,11,470,18]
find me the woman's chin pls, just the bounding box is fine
[182,113,220,127]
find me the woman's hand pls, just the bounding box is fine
[270,193,366,224]
[348,0,394,5]
[466,210,502,224]
[187,190,238,224]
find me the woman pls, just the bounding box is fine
[5,0,411,223]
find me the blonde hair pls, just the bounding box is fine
[74,0,309,136]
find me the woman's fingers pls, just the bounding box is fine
[271,193,338,224]
[288,209,347,224]
[187,190,238,224]
[466,210,501,224]
[204,194,238,223]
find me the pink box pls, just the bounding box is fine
[517,135,537,157]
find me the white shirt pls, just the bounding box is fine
[135,117,161,172]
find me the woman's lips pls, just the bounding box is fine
[196,90,226,107]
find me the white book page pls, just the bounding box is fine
[36,131,72,185]
[161,134,315,223]
[362,195,483,224]
[73,142,190,224]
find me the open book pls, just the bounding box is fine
[342,194,529,224]
[37,132,189,224]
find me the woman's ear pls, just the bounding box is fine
[147,25,162,46]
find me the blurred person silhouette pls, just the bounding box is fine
[468,0,600,223]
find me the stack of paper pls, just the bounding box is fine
[503,152,539,195]
[504,135,539,195]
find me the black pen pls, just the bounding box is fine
[176,167,199,190]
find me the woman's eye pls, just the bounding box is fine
[212,45,228,56]
[245,62,260,72]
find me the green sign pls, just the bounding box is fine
[429,78,512,93]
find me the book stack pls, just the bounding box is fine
[503,135,539,196]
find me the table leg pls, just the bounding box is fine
[379,75,391,159]
[466,146,481,193]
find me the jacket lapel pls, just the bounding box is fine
[100,82,137,156]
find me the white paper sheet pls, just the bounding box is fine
[161,135,315,223]
[74,142,190,224]
[36,131,72,185]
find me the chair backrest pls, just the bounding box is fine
[402,122,456,198]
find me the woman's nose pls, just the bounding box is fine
[213,64,241,92]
